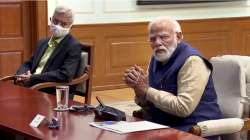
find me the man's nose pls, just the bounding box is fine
[154,37,163,46]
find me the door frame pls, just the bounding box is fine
[30,1,48,53]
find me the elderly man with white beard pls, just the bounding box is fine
[123,17,222,140]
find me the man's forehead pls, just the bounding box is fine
[150,31,170,37]
[53,13,71,22]
[150,20,175,31]
[54,13,67,18]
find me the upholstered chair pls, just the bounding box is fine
[190,55,250,140]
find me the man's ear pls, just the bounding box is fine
[176,32,183,43]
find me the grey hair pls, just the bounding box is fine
[148,17,182,33]
[53,6,74,24]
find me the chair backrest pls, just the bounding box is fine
[219,55,250,97]
[210,56,246,118]
[195,55,250,140]
[75,43,94,104]
[75,50,88,93]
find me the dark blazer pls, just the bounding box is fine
[16,34,81,94]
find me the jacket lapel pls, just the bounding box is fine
[32,40,49,72]
[42,35,70,72]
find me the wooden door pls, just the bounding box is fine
[0,1,32,76]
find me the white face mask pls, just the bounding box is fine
[50,23,71,38]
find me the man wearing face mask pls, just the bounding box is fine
[124,17,221,139]
[15,6,81,95]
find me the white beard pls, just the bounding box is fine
[153,44,177,62]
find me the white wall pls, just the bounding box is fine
[47,0,250,25]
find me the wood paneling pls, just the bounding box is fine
[70,23,150,90]
[243,30,250,55]
[182,19,235,58]
[2,0,250,92]
[2,2,250,91]
[106,36,151,78]
[0,52,22,76]
[0,1,32,77]
[69,17,250,90]
[184,32,233,58]
[0,3,21,36]
[32,1,48,42]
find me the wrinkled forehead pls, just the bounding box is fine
[149,31,170,39]
[149,21,175,35]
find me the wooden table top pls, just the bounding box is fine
[0,82,205,140]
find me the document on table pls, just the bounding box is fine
[89,121,169,134]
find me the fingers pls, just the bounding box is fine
[26,70,31,75]
[16,74,30,82]
[15,70,32,83]
[124,66,149,98]
[16,77,23,82]
[124,66,139,87]
[124,73,137,86]
[124,65,147,88]
[124,67,139,76]
[15,74,25,80]
[124,66,136,74]
[84,65,90,74]
[134,65,145,75]
[17,76,26,82]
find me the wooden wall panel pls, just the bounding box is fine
[2,3,249,91]
[0,1,32,77]
[2,2,249,91]
[181,19,235,58]
[33,1,48,41]
[0,3,23,51]
[0,52,22,76]
[38,11,250,91]
[70,17,250,90]
[71,23,150,90]
[0,3,21,36]
[107,36,151,72]
[105,36,151,87]
[184,32,233,58]
[243,30,250,56]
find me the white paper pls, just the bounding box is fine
[90,121,168,134]
[29,114,45,128]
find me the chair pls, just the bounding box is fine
[189,55,250,139]
[211,55,250,118]
[189,118,250,137]
[0,43,94,104]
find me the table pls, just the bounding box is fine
[0,82,205,140]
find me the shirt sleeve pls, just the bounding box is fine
[146,56,211,117]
